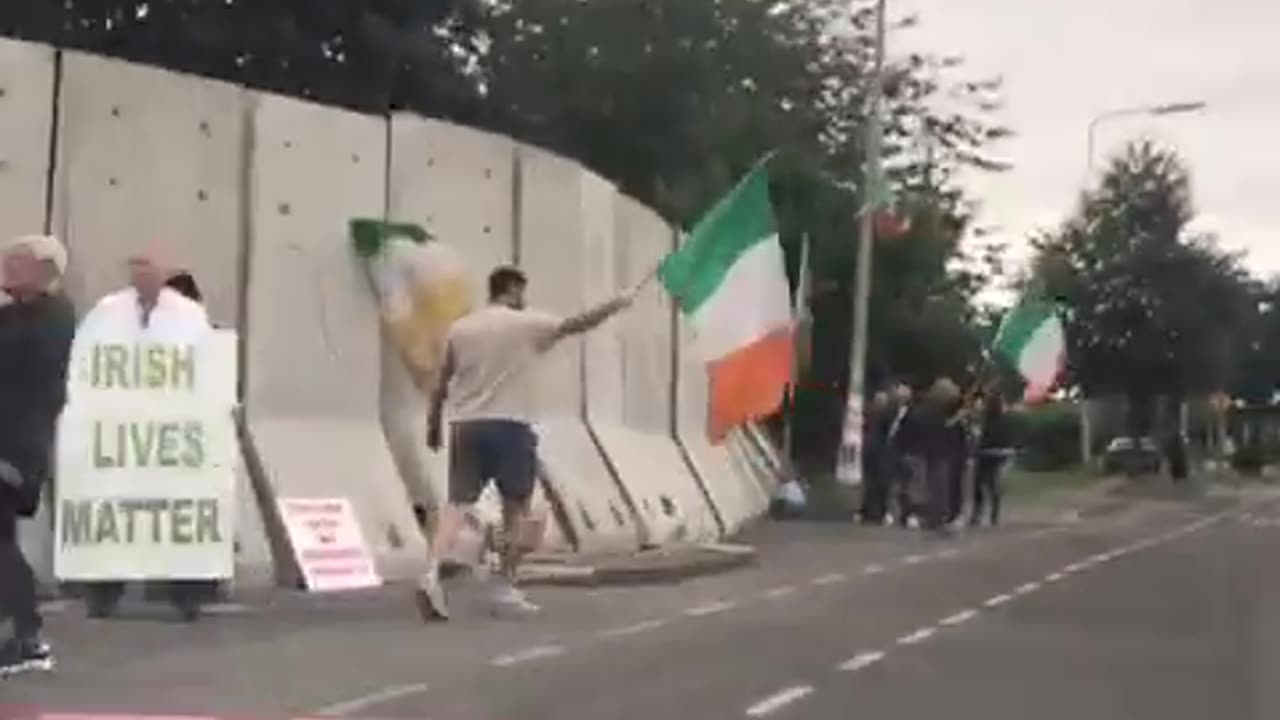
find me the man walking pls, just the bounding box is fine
[417,266,638,621]
[0,236,75,676]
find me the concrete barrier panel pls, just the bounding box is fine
[383,115,512,513]
[382,116,568,553]
[0,39,55,245]
[592,194,718,545]
[244,93,425,582]
[676,314,770,534]
[1,39,58,585]
[517,145,641,554]
[52,53,245,327]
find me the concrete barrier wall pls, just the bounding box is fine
[52,52,245,327]
[517,145,645,554]
[594,195,720,544]
[1,39,59,584]
[4,43,783,588]
[242,93,426,582]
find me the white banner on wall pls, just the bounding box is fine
[55,292,238,581]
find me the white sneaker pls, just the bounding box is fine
[490,582,540,619]
[414,566,449,622]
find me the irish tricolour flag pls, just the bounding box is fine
[660,164,793,442]
[993,294,1066,402]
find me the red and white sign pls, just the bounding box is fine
[277,498,382,592]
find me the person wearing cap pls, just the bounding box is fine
[0,235,75,676]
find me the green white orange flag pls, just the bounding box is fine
[993,293,1066,402]
[660,164,794,442]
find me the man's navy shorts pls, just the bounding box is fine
[448,420,538,505]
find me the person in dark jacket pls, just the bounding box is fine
[971,391,1013,527]
[859,391,894,525]
[943,392,973,526]
[912,378,961,533]
[0,236,75,676]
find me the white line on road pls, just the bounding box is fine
[984,593,1013,608]
[940,609,978,627]
[1014,581,1041,595]
[311,683,430,717]
[897,627,936,646]
[903,554,927,566]
[1044,572,1066,583]
[765,585,797,599]
[599,619,668,639]
[746,685,815,717]
[813,573,846,586]
[491,645,566,667]
[839,650,887,672]
[863,563,886,575]
[686,600,738,617]
[1063,561,1091,573]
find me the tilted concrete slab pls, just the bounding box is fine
[676,313,771,534]
[517,145,642,554]
[592,193,718,545]
[51,52,245,327]
[243,93,425,582]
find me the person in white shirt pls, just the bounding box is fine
[416,265,639,621]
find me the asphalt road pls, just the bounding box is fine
[4,489,1277,720]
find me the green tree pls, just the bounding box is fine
[1032,140,1255,436]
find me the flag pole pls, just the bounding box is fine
[784,233,812,466]
[837,0,887,488]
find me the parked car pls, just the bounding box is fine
[1102,436,1162,476]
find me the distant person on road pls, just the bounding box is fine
[417,265,639,621]
[971,390,1013,527]
[883,383,917,526]
[913,378,961,533]
[943,390,974,526]
[0,235,75,677]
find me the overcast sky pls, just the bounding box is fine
[897,0,1280,278]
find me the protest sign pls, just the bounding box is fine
[55,291,238,581]
[277,497,382,592]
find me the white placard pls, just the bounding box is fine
[54,289,238,581]
[277,497,382,592]
[54,404,237,580]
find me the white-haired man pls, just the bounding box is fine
[0,235,75,676]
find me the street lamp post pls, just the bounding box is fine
[1077,99,1206,466]
[837,0,887,489]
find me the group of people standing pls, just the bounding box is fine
[860,378,1014,533]
[0,234,211,677]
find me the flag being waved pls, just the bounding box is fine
[993,293,1066,402]
[660,164,793,442]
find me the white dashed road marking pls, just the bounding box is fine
[1014,581,1041,595]
[839,650,887,672]
[903,554,927,566]
[599,619,668,639]
[686,600,738,617]
[863,563,886,576]
[897,627,937,646]
[1044,572,1066,583]
[765,585,797,599]
[984,593,1013,608]
[746,685,815,717]
[940,609,979,627]
[491,644,566,667]
[813,573,846,586]
[312,683,431,717]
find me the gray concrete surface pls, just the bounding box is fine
[4,491,1278,720]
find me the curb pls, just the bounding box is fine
[519,543,758,588]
